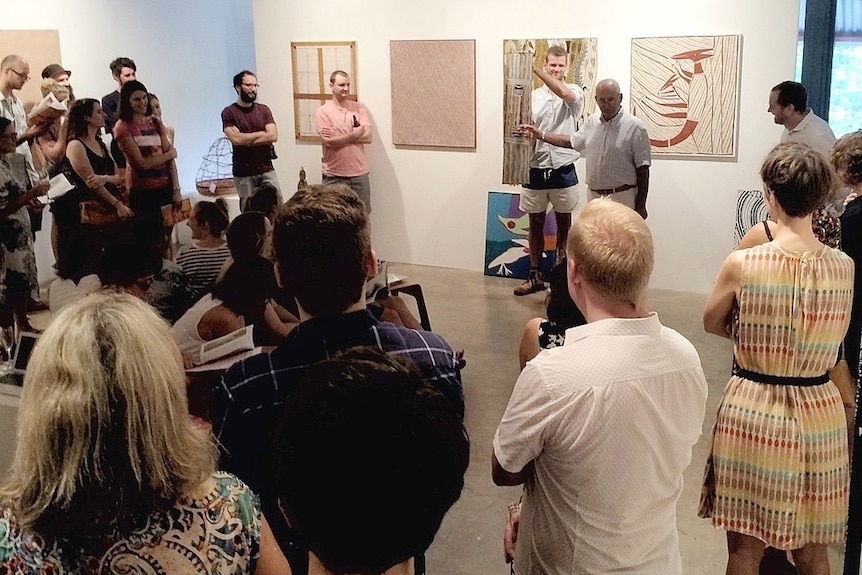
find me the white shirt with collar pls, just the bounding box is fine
[531,83,584,169]
[570,108,651,191]
[493,313,707,575]
[780,109,836,158]
[0,90,36,179]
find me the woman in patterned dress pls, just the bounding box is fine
[0,291,289,575]
[0,117,48,333]
[700,142,854,575]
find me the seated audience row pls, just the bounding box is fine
[0,291,468,575]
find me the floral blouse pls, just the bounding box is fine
[0,472,261,575]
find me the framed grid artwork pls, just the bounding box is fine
[291,41,357,141]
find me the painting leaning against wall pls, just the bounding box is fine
[630,35,742,158]
[502,38,598,185]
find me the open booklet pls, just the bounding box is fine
[196,324,255,366]
[42,173,74,203]
[27,92,67,127]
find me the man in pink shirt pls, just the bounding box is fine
[315,71,372,212]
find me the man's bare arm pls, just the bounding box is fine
[634,165,649,219]
[224,123,277,146]
[492,451,534,486]
[532,65,578,106]
[518,124,572,149]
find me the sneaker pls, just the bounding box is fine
[514,270,546,296]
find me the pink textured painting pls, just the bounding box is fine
[390,40,476,148]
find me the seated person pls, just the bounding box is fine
[0,291,288,575]
[148,235,194,324]
[273,347,469,575]
[172,255,294,366]
[518,259,586,369]
[175,199,231,301]
[97,242,161,300]
[246,182,279,223]
[217,210,301,327]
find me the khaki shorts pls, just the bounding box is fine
[519,185,579,214]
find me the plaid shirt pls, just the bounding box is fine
[212,309,463,556]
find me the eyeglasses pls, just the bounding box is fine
[8,69,29,81]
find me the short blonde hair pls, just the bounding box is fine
[567,199,654,306]
[831,130,862,187]
[0,292,215,538]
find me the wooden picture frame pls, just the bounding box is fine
[290,41,357,141]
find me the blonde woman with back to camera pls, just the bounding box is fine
[0,291,290,575]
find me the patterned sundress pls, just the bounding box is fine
[0,153,36,306]
[699,242,854,549]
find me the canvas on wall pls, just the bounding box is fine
[485,191,558,279]
[502,38,598,185]
[0,30,62,111]
[390,40,476,148]
[630,35,741,158]
[291,41,357,141]
[735,188,767,244]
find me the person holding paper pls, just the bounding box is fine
[172,212,294,366]
[53,98,132,282]
[0,117,49,333]
[31,78,71,175]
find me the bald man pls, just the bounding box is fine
[523,78,651,219]
[0,55,46,176]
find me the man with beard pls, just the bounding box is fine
[768,81,835,157]
[221,69,281,212]
[101,57,137,169]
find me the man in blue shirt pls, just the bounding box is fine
[212,183,463,575]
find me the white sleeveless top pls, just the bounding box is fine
[170,293,224,365]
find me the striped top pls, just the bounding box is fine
[175,243,231,301]
[735,243,854,378]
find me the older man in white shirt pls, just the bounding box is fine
[524,78,651,219]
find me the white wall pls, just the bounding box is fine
[253,0,800,294]
[2,0,255,196]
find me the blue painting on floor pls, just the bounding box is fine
[484,191,557,279]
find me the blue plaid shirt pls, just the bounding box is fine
[212,309,463,562]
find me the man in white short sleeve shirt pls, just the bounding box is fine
[492,199,707,575]
[513,45,584,296]
[528,78,651,219]
[768,80,835,158]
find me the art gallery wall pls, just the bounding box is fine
[1,0,255,197]
[254,0,800,294]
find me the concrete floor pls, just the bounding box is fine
[384,263,850,575]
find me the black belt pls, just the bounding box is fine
[592,183,636,195]
[733,366,830,386]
